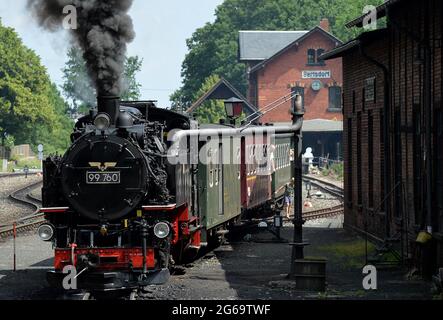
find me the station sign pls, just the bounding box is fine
[302,70,331,79]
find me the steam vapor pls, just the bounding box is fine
[27,0,135,97]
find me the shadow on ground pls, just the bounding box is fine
[213,227,433,300]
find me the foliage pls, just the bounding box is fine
[192,75,227,124]
[0,19,73,155]
[171,0,384,109]
[62,46,143,114]
[61,46,96,115]
[15,157,42,169]
[32,83,74,155]
[321,162,344,180]
[122,56,143,101]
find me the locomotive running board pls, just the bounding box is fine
[142,204,177,211]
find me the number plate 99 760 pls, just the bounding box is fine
[86,172,121,184]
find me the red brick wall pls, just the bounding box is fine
[253,30,343,123]
[341,0,443,270]
[341,36,389,239]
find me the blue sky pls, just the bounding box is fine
[0,0,223,108]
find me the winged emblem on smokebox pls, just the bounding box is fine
[88,162,118,172]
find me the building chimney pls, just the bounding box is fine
[319,18,330,32]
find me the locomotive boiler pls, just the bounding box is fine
[38,95,304,293]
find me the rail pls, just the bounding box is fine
[0,181,44,239]
[302,175,344,220]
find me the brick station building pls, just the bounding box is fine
[238,20,344,159]
[239,19,344,123]
[322,0,443,276]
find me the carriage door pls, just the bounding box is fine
[218,143,224,215]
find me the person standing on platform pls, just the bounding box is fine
[284,179,294,220]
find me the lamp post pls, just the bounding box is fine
[224,97,243,125]
[290,94,307,277]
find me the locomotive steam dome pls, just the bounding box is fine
[61,134,149,221]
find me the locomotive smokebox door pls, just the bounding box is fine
[61,134,149,221]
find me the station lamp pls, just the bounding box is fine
[224,97,244,119]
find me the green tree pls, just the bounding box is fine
[62,46,143,114]
[171,0,384,109]
[61,46,96,115]
[0,19,74,155]
[32,84,74,155]
[0,19,55,146]
[122,56,143,101]
[192,75,227,124]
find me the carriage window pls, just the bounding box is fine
[209,168,214,188]
[288,145,291,166]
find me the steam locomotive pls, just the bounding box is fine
[38,96,303,292]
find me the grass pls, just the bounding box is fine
[321,162,344,180]
[316,240,376,269]
[4,157,41,172]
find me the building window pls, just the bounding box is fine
[357,112,362,206]
[380,110,385,212]
[317,49,325,66]
[307,48,325,66]
[368,111,374,208]
[291,86,305,110]
[347,118,353,208]
[412,104,421,222]
[352,90,356,114]
[328,86,342,111]
[365,77,376,102]
[307,49,316,65]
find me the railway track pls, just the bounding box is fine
[302,175,344,221]
[302,175,344,200]
[0,172,39,179]
[303,204,344,221]
[0,180,44,239]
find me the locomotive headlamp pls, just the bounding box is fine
[94,113,111,131]
[154,222,170,239]
[37,223,55,242]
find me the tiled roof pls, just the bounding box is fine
[239,30,308,61]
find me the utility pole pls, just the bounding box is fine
[290,95,306,276]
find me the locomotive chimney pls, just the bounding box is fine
[97,96,121,125]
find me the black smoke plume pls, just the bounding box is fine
[27,0,135,97]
